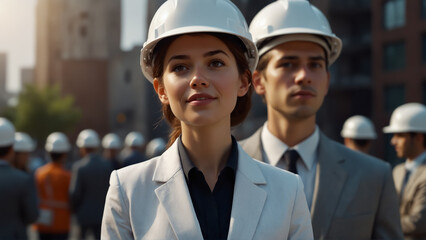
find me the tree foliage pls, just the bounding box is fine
[12,84,81,145]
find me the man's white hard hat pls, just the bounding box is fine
[341,115,377,139]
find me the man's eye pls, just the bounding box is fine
[280,62,293,68]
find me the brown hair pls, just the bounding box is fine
[152,33,253,147]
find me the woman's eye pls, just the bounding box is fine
[210,60,225,68]
[172,65,188,72]
[280,62,293,68]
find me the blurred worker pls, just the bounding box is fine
[240,0,403,239]
[13,132,36,172]
[145,137,166,159]
[69,129,112,239]
[102,133,123,170]
[34,132,72,240]
[120,131,146,167]
[0,117,38,239]
[340,115,377,154]
[383,102,426,239]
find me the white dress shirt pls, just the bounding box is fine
[405,151,426,178]
[261,122,319,209]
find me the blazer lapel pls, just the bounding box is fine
[227,146,267,240]
[240,127,264,161]
[153,140,203,240]
[403,157,426,200]
[311,133,348,238]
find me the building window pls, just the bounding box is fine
[383,0,405,30]
[383,41,405,70]
[124,69,132,84]
[422,0,426,18]
[384,85,405,114]
[422,33,426,63]
[423,81,426,104]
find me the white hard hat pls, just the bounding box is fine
[14,132,36,152]
[383,103,426,133]
[140,0,258,83]
[0,117,15,147]
[76,129,100,148]
[102,133,123,149]
[45,132,71,153]
[341,115,377,139]
[125,131,145,147]
[146,138,166,157]
[249,0,342,65]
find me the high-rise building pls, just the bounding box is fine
[372,0,426,165]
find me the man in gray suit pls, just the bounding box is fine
[0,118,38,239]
[240,1,403,239]
[70,129,113,239]
[384,103,426,239]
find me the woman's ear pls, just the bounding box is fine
[237,70,251,97]
[153,78,169,104]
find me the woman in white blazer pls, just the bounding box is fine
[101,0,313,239]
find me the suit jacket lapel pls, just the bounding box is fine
[311,133,348,238]
[240,127,264,161]
[404,157,426,200]
[227,145,267,240]
[153,140,203,240]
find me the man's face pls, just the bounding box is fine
[391,133,417,159]
[253,41,330,122]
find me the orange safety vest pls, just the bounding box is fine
[34,162,71,233]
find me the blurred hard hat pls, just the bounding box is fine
[341,115,377,139]
[146,138,166,157]
[76,129,100,148]
[249,0,342,65]
[0,117,15,147]
[45,132,71,153]
[14,132,36,152]
[383,103,426,133]
[125,131,145,147]
[102,133,123,149]
[140,0,258,82]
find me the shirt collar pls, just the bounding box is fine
[261,122,319,170]
[405,151,426,171]
[178,136,238,180]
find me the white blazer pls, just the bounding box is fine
[101,139,313,240]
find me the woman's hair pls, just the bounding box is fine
[152,32,253,147]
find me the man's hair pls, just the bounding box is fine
[353,139,371,148]
[0,145,12,158]
[50,152,66,162]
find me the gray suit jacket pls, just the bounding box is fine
[70,153,113,226]
[393,155,426,239]
[0,161,38,240]
[102,139,313,240]
[240,127,404,240]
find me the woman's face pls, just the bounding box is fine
[154,34,249,128]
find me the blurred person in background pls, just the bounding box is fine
[70,129,112,240]
[239,0,403,239]
[13,132,36,173]
[102,133,123,170]
[120,131,146,167]
[34,132,72,240]
[383,103,426,239]
[145,137,166,158]
[0,117,39,240]
[340,115,377,154]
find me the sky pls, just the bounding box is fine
[0,0,146,93]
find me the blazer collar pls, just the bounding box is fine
[311,132,348,239]
[153,139,267,240]
[404,155,426,198]
[241,127,264,161]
